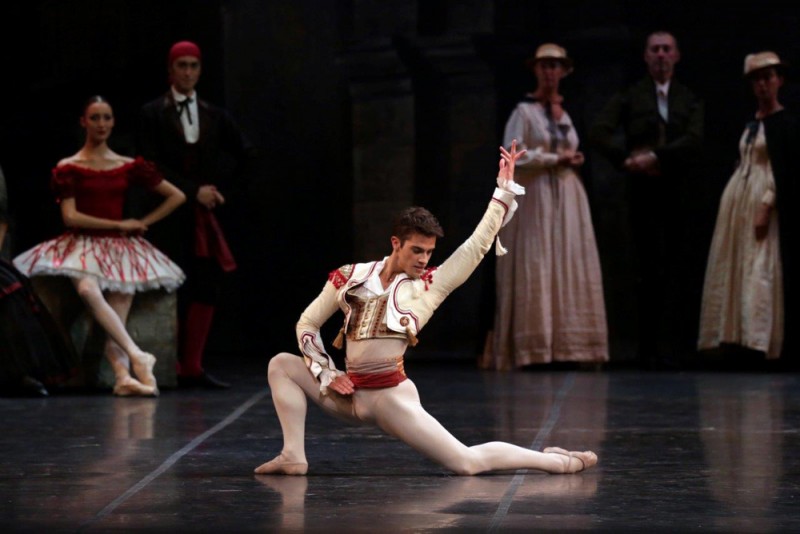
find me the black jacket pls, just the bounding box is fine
[135,92,258,264]
[589,76,704,177]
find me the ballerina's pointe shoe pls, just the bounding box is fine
[543,446,598,473]
[113,377,158,397]
[131,352,158,391]
[254,454,308,476]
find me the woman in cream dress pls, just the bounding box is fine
[698,52,792,359]
[482,44,608,369]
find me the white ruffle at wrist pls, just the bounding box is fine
[493,179,525,256]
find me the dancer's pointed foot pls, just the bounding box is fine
[254,454,308,475]
[131,351,158,391]
[543,447,597,473]
[113,376,158,397]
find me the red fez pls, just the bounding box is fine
[168,41,202,65]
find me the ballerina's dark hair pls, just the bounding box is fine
[81,95,112,116]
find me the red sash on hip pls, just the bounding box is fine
[347,369,407,389]
[194,205,237,272]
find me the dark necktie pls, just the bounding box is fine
[177,98,194,125]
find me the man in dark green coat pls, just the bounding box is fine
[590,31,704,368]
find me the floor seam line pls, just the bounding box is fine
[77,389,268,532]
[487,372,576,532]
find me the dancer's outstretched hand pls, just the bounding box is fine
[497,139,526,194]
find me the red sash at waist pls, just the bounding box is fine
[347,369,407,389]
[194,204,237,272]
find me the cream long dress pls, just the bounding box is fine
[698,120,783,358]
[481,99,608,369]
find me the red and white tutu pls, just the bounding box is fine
[13,231,185,294]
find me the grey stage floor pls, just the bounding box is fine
[1,354,799,532]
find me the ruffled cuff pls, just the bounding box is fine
[318,369,339,395]
[496,175,526,197]
[299,329,339,394]
[493,183,524,228]
[491,186,524,256]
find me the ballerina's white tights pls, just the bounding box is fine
[259,352,596,475]
[72,277,157,394]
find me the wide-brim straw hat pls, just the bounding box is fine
[743,51,787,77]
[525,43,573,75]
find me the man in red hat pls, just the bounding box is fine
[137,40,257,388]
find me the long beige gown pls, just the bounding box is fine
[698,120,783,358]
[481,99,608,369]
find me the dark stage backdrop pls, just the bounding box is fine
[1,1,797,363]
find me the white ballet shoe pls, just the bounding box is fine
[131,351,158,392]
[254,454,308,476]
[113,376,158,397]
[543,446,597,473]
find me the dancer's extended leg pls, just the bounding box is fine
[369,380,597,475]
[72,277,157,390]
[255,352,359,475]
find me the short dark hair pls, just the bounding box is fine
[392,206,444,243]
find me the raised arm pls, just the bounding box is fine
[420,142,526,309]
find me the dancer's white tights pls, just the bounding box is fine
[72,277,143,366]
[268,352,576,475]
[103,292,135,380]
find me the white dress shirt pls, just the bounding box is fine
[656,80,671,122]
[171,86,200,144]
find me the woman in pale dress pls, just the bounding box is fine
[698,52,794,360]
[481,43,608,370]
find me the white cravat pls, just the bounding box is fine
[656,81,670,122]
[171,86,200,144]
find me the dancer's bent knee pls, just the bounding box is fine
[268,352,302,381]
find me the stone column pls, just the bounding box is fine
[398,35,498,356]
[340,39,416,260]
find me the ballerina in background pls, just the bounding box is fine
[14,96,186,396]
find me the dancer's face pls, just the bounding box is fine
[80,102,114,143]
[391,233,437,279]
[170,55,202,95]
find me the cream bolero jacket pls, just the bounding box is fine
[296,187,520,393]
